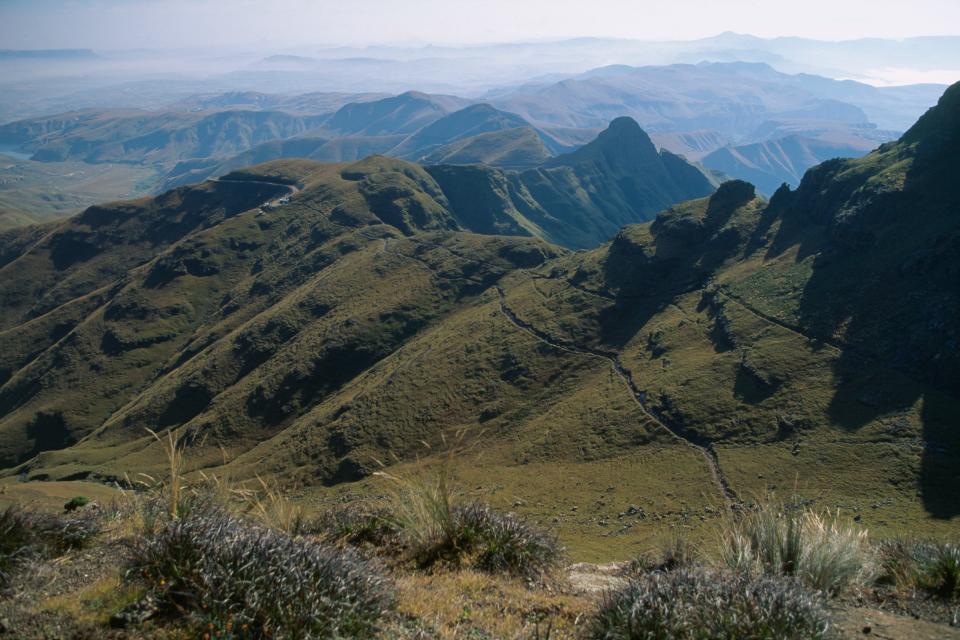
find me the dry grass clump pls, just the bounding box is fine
[128,509,394,639]
[719,496,875,594]
[0,504,101,589]
[590,567,830,640]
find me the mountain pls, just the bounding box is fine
[388,103,530,161]
[421,126,553,169]
[0,153,158,228]
[320,91,471,137]
[159,105,572,189]
[160,138,333,190]
[0,49,98,61]
[492,61,943,138]
[427,116,717,247]
[0,158,562,475]
[168,91,389,114]
[492,62,871,135]
[484,82,960,524]
[650,130,730,159]
[700,133,877,195]
[0,110,329,165]
[1,84,957,544]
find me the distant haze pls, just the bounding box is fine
[1,0,959,50]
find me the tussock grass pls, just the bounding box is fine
[621,532,700,578]
[233,474,308,535]
[129,509,394,639]
[374,437,563,578]
[0,504,101,589]
[451,502,561,578]
[878,539,960,599]
[590,567,830,640]
[718,495,875,594]
[127,429,307,538]
[312,504,399,547]
[915,542,960,599]
[145,427,186,520]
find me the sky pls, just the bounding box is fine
[1,0,960,50]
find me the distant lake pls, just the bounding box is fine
[0,145,32,160]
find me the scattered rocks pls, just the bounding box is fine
[109,594,160,628]
[567,562,628,595]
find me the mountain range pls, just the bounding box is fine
[0,61,947,219]
[0,82,957,544]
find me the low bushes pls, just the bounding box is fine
[590,567,830,640]
[129,509,394,639]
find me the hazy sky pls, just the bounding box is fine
[1,0,960,50]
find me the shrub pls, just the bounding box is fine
[312,505,399,547]
[876,539,916,588]
[129,510,393,639]
[376,463,458,556]
[36,510,102,551]
[63,496,90,512]
[719,498,874,594]
[590,567,830,640]
[452,502,562,578]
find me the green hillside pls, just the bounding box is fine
[0,85,957,559]
[422,126,553,169]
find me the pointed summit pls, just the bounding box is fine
[546,116,659,168]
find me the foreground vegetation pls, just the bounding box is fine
[1,448,957,639]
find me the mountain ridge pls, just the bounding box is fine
[0,83,957,543]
